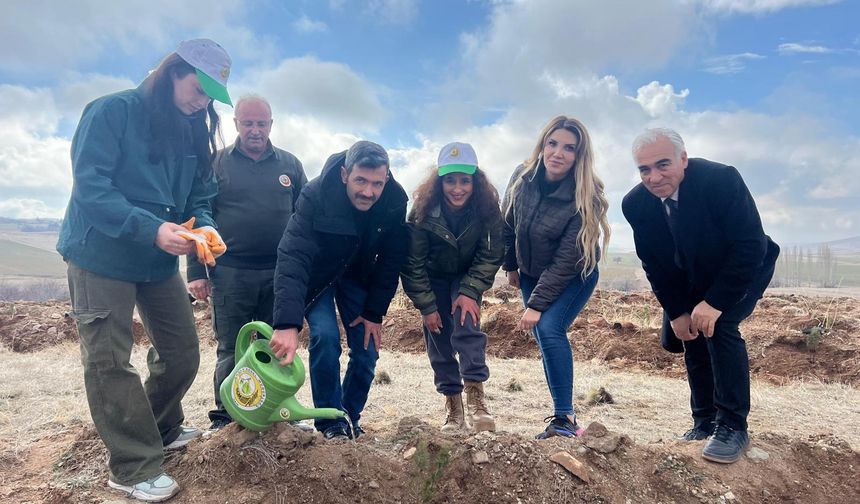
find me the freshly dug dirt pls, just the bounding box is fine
[3,417,858,503]
[3,289,859,385]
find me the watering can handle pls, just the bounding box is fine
[234,321,274,365]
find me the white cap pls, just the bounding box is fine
[176,38,232,106]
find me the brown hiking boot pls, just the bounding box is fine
[440,394,465,433]
[464,381,496,432]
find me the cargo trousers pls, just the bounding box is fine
[67,262,199,485]
[207,265,275,423]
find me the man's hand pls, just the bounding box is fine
[187,279,211,301]
[670,313,698,341]
[271,328,300,365]
[518,307,541,331]
[691,301,722,338]
[423,311,443,334]
[350,316,382,351]
[507,270,520,288]
[452,295,480,326]
[155,222,194,256]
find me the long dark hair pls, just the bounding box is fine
[411,167,501,224]
[142,53,220,180]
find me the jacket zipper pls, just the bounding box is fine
[306,239,359,309]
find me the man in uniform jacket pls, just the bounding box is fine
[186,95,307,429]
[269,140,408,439]
[622,128,779,464]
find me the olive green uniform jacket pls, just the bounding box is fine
[401,205,504,315]
[57,87,216,283]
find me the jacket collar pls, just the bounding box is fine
[227,138,277,162]
[522,158,576,202]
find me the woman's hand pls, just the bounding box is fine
[155,222,194,256]
[518,307,541,331]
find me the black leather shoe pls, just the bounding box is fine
[322,424,351,440]
[678,423,714,441]
[702,423,749,463]
[351,425,365,439]
[208,418,232,431]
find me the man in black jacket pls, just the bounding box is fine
[270,141,408,439]
[622,128,779,464]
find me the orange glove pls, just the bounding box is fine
[177,217,227,266]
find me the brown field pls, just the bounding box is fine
[1,289,859,503]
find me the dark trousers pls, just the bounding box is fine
[67,262,199,485]
[424,276,490,396]
[680,278,770,432]
[208,266,275,423]
[305,277,378,431]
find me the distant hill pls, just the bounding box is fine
[824,235,860,255]
[0,239,66,278]
[0,217,62,233]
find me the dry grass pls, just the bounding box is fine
[1,342,859,458]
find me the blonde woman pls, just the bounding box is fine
[503,116,610,439]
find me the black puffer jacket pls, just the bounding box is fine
[503,161,597,312]
[272,151,408,330]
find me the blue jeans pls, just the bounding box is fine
[520,270,598,417]
[305,277,378,431]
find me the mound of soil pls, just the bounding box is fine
[383,289,860,386]
[0,302,78,352]
[3,418,858,503]
[4,289,860,386]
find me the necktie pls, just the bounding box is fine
[663,199,684,269]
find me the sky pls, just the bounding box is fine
[0,0,858,250]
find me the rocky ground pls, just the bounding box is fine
[1,288,859,503]
[5,287,858,386]
[4,416,858,503]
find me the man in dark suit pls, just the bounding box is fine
[622,128,779,464]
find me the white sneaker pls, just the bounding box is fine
[163,426,201,450]
[108,472,179,502]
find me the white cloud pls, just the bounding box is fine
[633,81,691,118]
[0,85,72,219]
[778,42,835,55]
[456,0,698,105]
[266,115,360,178]
[414,0,860,246]
[293,15,329,34]
[55,74,137,122]
[0,199,57,220]
[699,0,841,14]
[238,57,386,132]
[702,52,766,74]
[0,0,273,75]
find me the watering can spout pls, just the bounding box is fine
[220,321,347,431]
[269,396,346,423]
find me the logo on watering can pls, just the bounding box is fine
[231,367,266,410]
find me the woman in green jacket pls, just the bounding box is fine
[401,142,504,433]
[56,39,231,502]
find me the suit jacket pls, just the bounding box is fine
[622,158,779,351]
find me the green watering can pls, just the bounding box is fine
[219,321,346,431]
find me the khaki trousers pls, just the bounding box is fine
[67,262,199,485]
